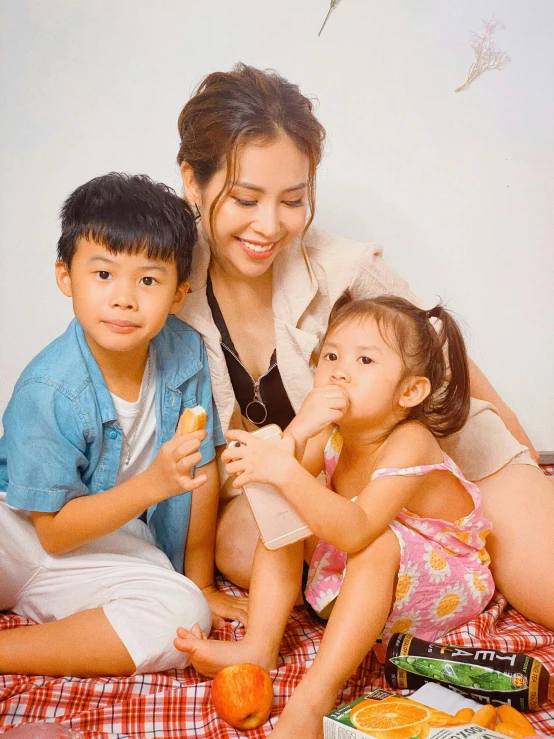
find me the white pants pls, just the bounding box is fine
[0,500,212,674]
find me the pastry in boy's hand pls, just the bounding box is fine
[179,405,207,434]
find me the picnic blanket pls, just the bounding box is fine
[2,467,553,737]
[2,586,553,737]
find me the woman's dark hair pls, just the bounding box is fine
[57,172,197,284]
[324,292,471,437]
[177,62,326,239]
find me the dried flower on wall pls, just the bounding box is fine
[456,17,510,93]
[318,0,344,36]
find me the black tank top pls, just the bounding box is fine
[206,276,295,429]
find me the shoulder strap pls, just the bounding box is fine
[371,455,450,482]
[371,452,482,508]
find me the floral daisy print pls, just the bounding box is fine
[305,429,495,644]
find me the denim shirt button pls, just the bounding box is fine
[109,429,118,439]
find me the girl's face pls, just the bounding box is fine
[182,133,310,279]
[315,316,407,427]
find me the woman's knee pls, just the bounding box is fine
[215,495,259,588]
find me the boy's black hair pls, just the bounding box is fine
[57,172,197,284]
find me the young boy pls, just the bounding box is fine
[0,172,245,677]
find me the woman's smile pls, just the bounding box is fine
[184,134,309,279]
[235,236,279,259]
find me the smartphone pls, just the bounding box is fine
[228,424,312,550]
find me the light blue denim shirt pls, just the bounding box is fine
[0,315,225,573]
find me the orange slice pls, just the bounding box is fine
[350,701,431,737]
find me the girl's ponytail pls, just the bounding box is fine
[419,304,470,437]
[323,292,471,438]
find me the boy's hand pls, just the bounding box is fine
[201,585,249,629]
[222,429,296,489]
[287,384,349,448]
[148,429,208,500]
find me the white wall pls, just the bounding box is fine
[1,0,553,448]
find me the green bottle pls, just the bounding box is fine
[385,633,554,712]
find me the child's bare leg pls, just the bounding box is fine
[0,607,136,677]
[272,528,400,739]
[175,537,304,677]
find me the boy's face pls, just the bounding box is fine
[56,238,188,356]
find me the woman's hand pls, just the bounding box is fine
[201,584,249,629]
[286,384,349,453]
[222,429,297,489]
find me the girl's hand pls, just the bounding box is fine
[287,384,349,448]
[148,429,208,500]
[222,429,296,489]
[201,584,249,629]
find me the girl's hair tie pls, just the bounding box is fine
[425,305,442,319]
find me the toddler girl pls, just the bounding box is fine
[176,292,495,738]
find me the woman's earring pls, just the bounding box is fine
[194,202,201,222]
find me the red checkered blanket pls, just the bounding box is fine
[2,586,554,737]
[2,468,554,737]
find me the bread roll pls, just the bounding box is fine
[179,405,207,434]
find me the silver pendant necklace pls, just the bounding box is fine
[245,379,268,425]
[123,350,152,467]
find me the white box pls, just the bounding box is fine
[323,687,541,739]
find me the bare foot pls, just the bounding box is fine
[174,624,277,678]
[270,672,338,739]
[272,698,331,739]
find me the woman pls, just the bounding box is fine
[176,63,554,630]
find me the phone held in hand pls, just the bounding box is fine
[229,424,312,550]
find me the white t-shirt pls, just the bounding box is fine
[111,351,157,487]
[110,351,158,543]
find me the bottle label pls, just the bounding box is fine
[385,633,547,711]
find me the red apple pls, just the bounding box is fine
[211,662,274,730]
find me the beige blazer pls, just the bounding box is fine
[178,227,531,484]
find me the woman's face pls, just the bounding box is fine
[183,133,310,279]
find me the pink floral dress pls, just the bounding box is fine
[304,428,495,644]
